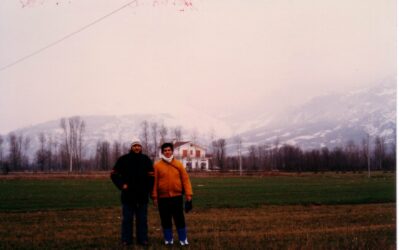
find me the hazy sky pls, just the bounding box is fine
[0,0,396,134]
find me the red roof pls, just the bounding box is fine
[174,141,191,148]
[173,141,206,150]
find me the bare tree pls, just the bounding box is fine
[248,145,258,170]
[60,116,86,173]
[361,134,371,177]
[213,138,226,171]
[60,118,72,172]
[122,143,130,154]
[36,133,47,171]
[69,117,85,172]
[345,140,359,172]
[159,123,168,144]
[151,122,159,160]
[8,133,23,171]
[0,135,5,173]
[389,142,396,171]
[96,140,111,170]
[112,141,122,164]
[331,147,346,173]
[46,134,57,171]
[234,136,243,175]
[257,144,269,171]
[22,135,31,168]
[173,126,183,141]
[208,128,216,170]
[190,128,198,144]
[374,136,385,171]
[272,137,280,170]
[140,120,150,154]
[320,147,330,172]
[34,133,54,171]
[303,149,320,173]
[76,119,85,171]
[0,135,3,166]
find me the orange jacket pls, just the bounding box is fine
[152,158,193,199]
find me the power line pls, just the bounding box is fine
[0,0,137,72]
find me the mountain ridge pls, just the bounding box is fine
[231,80,396,152]
[3,81,396,158]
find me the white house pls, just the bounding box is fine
[160,140,210,171]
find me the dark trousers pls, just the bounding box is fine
[121,203,148,244]
[158,195,186,230]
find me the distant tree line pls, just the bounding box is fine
[0,117,396,174]
[212,136,396,173]
[0,117,187,173]
[0,116,89,174]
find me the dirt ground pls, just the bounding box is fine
[0,203,395,249]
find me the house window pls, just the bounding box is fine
[196,150,201,157]
[182,150,187,157]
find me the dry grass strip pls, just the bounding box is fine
[0,203,395,249]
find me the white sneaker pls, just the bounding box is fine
[180,239,189,246]
[164,239,174,245]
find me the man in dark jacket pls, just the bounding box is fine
[110,140,154,246]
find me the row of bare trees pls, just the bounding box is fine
[218,137,396,173]
[1,133,31,173]
[91,121,185,170]
[140,121,189,160]
[0,119,194,173]
[138,121,171,160]
[0,116,87,174]
[0,117,396,174]
[93,141,128,171]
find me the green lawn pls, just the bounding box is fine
[193,173,396,208]
[0,173,395,211]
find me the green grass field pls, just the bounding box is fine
[0,172,395,211]
[0,172,396,249]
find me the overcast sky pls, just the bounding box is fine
[0,0,396,134]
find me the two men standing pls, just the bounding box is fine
[110,140,193,246]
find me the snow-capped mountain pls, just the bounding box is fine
[6,110,233,159]
[3,81,396,159]
[230,81,396,152]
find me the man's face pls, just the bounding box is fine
[162,147,173,158]
[131,144,142,154]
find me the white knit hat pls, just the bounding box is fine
[131,140,142,147]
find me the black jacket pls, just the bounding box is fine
[110,151,154,204]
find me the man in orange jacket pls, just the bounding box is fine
[152,142,193,246]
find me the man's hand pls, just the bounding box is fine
[186,195,192,201]
[122,184,128,190]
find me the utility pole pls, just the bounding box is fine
[236,137,242,176]
[367,133,370,178]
